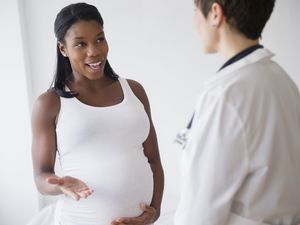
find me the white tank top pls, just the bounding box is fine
[54,77,153,225]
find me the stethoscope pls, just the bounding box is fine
[174,114,194,149]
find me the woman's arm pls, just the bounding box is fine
[31,90,62,195]
[31,90,93,200]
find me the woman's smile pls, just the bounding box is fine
[85,59,105,73]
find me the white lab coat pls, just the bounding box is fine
[174,48,300,225]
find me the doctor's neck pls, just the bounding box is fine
[217,24,259,61]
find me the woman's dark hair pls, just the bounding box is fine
[194,0,276,40]
[53,2,118,98]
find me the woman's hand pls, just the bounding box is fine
[111,203,157,225]
[47,176,93,201]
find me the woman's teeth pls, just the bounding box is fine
[87,61,102,69]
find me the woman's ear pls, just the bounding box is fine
[58,41,68,57]
[209,2,224,27]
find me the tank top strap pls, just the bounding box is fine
[118,77,136,101]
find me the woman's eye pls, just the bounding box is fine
[75,42,86,48]
[96,37,105,43]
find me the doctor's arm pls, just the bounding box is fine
[179,97,249,225]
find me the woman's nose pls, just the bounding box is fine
[86,45,101,57]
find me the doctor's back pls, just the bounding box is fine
[174,0,300,224]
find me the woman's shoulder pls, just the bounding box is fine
[126,78,146,96]
[125,78,150,107]
[32,88,60,120]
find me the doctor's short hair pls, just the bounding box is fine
[194,0,276,40]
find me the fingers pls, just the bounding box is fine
[65,189,93,201]
[48,176,94,201]
[139,202,155,213]
[63,189,81,201]
[65,187,93,200]
[139,203,157,224]
[76,188,94,198]
[116,218,131,223]
[111,204,156,225]
[111,217,130,225]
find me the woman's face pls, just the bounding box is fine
[59,20,109,81]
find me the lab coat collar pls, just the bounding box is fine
[205,48,275,86]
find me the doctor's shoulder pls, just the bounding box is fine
[31,89,60,126]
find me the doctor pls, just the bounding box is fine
[174,0,300,225]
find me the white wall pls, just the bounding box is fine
[2,0,299,224]
[0,0,38,224]
[263,0,300,84]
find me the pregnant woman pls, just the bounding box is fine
[31,3,164,225]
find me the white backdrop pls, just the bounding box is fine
[1,0,300,224]
[0,1,38,225]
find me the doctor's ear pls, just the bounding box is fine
[58,41,68,57]
[209,2,224,27]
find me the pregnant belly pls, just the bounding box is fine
[56,152,154,225]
